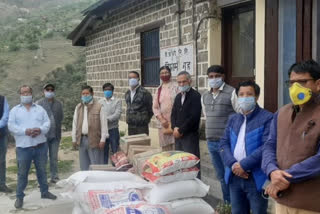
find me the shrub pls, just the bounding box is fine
[27,43,39,50]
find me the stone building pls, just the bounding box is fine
[69,0,320,205]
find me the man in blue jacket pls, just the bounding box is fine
[220,80,273,214]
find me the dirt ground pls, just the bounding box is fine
[1,133,79,214]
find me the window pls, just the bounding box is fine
[222,2,255,87]
[141,28,160,87]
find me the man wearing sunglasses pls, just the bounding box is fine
[262,60,320,213]
[36,84,63,184]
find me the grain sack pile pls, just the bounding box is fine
[141,151,215,214]
[57,152,215,214]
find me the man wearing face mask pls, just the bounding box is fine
[36,84,63,183]
[125,71,153,135]
[220,80,273,214]
[8,85,56,209]
[72,85,108,170]
[99,83,122,164]
[171,71,202,159]
[262,60,320,214]
[201,65,239,203]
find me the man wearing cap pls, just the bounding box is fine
[36,83,63,183]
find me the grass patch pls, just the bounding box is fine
[60,136,73,150]
[215,202,232,214]
[27,179,38,189]
[7,165,18,174]
[57,160,74,174]
[120,130,126,137]
[7,159,74,175]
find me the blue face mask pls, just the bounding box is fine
[81,95,93,104]
[208,77,224,89]
[179,85,191,93]
[44,91,55,99]
[104,90,113,98]
[238,97,256,112]
[129,78,139,87]
[20,96,33,104]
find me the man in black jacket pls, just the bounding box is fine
[171,71,202,158]
[125,71,153,135]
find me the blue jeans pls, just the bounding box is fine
[0,133,7,186]
[207,141,230,203]
[16,143,49,199]
[47,138,60,180]
[229,176,268,214]
[104,128,120,164]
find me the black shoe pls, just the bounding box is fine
[41,191,57,200]
[50,177,59,184]
[14,198,23,209]
[0,185,13,193]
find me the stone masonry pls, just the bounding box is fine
[84,0,222,202]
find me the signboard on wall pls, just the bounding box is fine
[160,44,194,76]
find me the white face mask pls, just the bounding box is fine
[20,96,33,104]
[129,78,139,87]
[208,77,224,89]
[44,91,55,99]
[238,96,256,112]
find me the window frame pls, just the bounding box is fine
[221,1,256,88]
[140,28,160,87]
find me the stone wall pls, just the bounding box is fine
[85,0,216,126]
[84,0,221,202]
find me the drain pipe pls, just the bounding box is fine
[177,0,183,45]
[195,15,216,91]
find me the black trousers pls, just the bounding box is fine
[175,131,201,178]
[128,125,149,136]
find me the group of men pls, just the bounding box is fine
[201,61,320,214]
[0,59,319,213]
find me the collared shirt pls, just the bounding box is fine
[181,92,186,105]
[180,86,191,105]
[0,97,9,128]
[201,82,240,118]
[262,112,320,183]
[8,103,50,148]
[130,86,139,103]
[82,103,89,134]
[71,100,109,143]
[234,115,247,162]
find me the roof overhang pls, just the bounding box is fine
[68,0,129,46]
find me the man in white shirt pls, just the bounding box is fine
[72,85,108,170]
[8,85,56,209]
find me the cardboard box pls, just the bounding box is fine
[127,145,155,163]
[120,134,151,154]
[132,148,162,176]
[89,164,117,171]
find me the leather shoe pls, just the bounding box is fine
[0,185,13,193]
[14,198,23,209]
[41,191,57,200]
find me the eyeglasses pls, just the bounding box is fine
[285,79,314,87]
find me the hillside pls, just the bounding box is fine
[0,0,97,106]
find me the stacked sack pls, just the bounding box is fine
[57,171,170,214]
[141,151,215,214]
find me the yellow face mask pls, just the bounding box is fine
[289,82,312,105]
